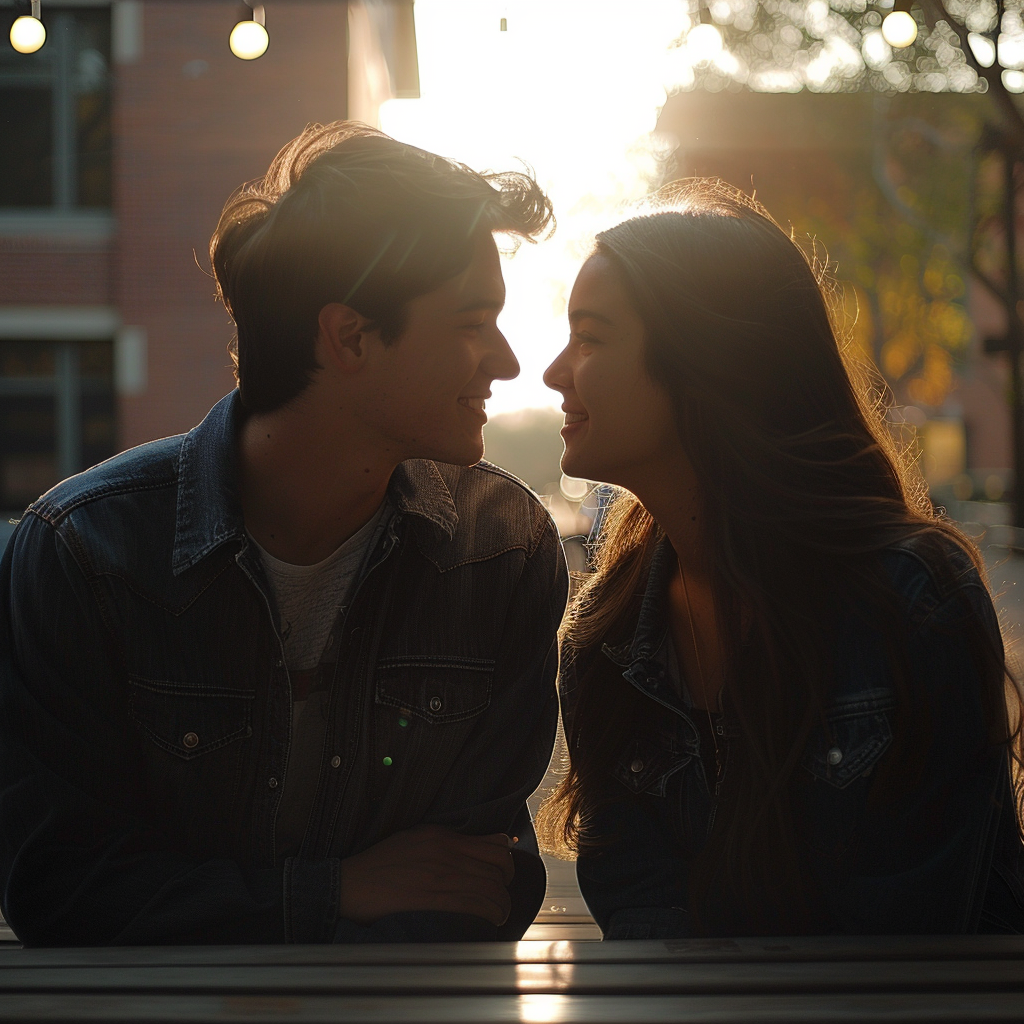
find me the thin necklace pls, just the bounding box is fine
[677,559,722,783]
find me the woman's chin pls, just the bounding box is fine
[559,449,593,482]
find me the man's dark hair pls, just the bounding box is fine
[210,121,554,413]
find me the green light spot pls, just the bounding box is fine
[382,756,393,766]
[398,717,409,728]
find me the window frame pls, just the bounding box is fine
[0,1,113,214]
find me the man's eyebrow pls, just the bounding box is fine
[569,308,615,327]
[454,298,505,314]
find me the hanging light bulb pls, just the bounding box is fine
[10,0,45,54]
[229,3,268,60]
[881,0,918,49]
[688,2,723,63]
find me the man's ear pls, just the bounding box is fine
[317,303,377,373]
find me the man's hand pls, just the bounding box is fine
[338,824,516,927]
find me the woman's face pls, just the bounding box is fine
[544,254,681,489]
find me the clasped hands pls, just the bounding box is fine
[338,824,517,927]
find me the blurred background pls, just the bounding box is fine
[5,0,1023,614]
[3,0,1024,940]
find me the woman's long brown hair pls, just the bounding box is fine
[536,179,1022,934]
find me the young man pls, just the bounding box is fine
[0,123,567,945]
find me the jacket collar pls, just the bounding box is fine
[386,459,459,539]
[172,390,460,576]
[600,537,699,722]
[601,537,673,669]
[172,392,246,576]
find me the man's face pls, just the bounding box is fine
[362,230,519,466]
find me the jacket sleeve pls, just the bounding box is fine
[374,513,567,941]
[815,578,1012,934]
[0,511,298,946]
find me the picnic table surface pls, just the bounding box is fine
[2,934,1024,1022]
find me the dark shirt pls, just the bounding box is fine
[0,391,568,946]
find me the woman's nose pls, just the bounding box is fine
[543,345,572,393]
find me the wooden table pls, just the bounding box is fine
[2,936,1024,1022]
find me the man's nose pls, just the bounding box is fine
[487,330,520,382]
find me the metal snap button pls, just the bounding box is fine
[182,732,199,749]
[268,777,278,789]
[330,755,341,768]
[429,697,443,712]
[630,759,644,773]
[827,747,843,766]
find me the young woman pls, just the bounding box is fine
[539,179,1024,938]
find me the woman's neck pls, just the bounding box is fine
[627,460,727,711]
[625,458,706,580]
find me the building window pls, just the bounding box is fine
[0,4,112,209]
[0,339,115,512]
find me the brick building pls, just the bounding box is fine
[0,0,359,542]
[657,89,1014,496]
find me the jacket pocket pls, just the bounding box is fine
[128,677,254,760]
[611,734,691,798]
[802,691,895,789]
[361,657,496,843]
[374,656,493,724]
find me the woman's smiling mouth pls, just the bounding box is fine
[561,410,589,437]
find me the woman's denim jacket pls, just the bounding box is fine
[564,533,1024,939]
[0,391,567,946]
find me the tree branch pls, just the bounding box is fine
[922,0,1024,159]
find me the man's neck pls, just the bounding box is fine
[238,401,394,566]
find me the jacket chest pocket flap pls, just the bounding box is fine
[803,693,895,789]
[128,677,254,759]
[375,656,493,724]
[612,735,691,797]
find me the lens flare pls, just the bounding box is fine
[10,15,45,54]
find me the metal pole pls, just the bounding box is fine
[1004,148,1024,529]
[52,12,76,210]
[55,342,80,481]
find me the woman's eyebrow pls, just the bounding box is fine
[569,308,615,327]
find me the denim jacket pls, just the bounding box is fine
[0,391,567,946]
[564,534,1024,939]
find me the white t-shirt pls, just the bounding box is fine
[253,505,386,672]
[250,503,388,858]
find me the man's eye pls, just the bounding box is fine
[461,323,485,332]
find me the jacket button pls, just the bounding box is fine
[429,697,443,712]
[630,759,644,773]
[268,777,278,789]
[827,747,843,766]
[182,732,199,749]
[330,756,341,768]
